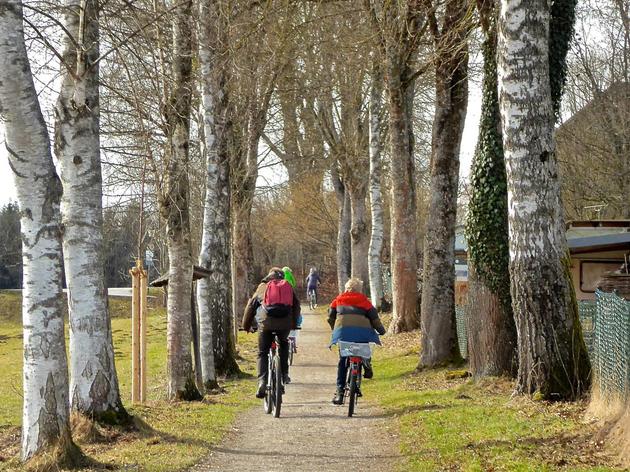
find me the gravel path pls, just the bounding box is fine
[192,310,400,472]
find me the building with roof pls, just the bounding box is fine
[454,221,630,301]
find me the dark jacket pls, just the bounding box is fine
[327,291,386,345]
[242,281,301,332]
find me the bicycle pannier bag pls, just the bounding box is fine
[263,279,293,317]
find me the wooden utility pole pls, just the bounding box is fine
[130,259,148,403]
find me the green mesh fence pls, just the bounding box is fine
[590,290,630,403]
[455,306,468,359]
[577,300,597,352]
[456,293,629,402]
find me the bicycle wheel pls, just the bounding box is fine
[263,357,273,414]
[348,371,358,417]
[272,355,283,418]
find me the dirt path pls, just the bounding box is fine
[192,310,400,472]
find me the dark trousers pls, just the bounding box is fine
[336,355,348,389]
[257,329,290,383]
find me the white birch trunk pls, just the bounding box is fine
[161,0,201,400]
[368,60,385,309]
[349,186,370,289]
[498,0,590,398]
[196,0,232,390]
[0,1,73,460]
[54,0,125,418]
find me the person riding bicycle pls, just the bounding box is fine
[327,277,386,405]
[282,266,302,350]
[305,267,321,302]
[242,267,301,399]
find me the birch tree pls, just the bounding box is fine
[368,58,385,309]
[159,0,202,400]
[196,0,231,391]
[497,0,590,399]
[55,0,127,420]
[419,0,471,367]
[0,0,77,462]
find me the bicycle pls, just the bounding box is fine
[307,288,317,310]
[338,341,373,417]
[239,328,285,418]
[263,332,283,417]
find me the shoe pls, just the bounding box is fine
[363,360,373,379]
[255,380,267,399]
[332,388,344,405]
[283,374,291,385]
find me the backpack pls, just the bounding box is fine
[263,279,293,317]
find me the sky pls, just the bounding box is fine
[0,83,482,208]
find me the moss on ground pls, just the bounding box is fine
[0,290,258,471]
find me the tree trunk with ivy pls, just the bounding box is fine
[0,2,79,462]
[420,0,469,367]
[161,0,201,401]
[498,0,590,399]
[464,0,517,378]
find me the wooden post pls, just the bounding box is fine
[130,258,148,404]
[130,261,140,403]
[139,263,148,403]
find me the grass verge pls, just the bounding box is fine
[0,290,258,471]
[370,330,624,472]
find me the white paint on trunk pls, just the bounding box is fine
[0,1,72,459]
[55,0,123,416]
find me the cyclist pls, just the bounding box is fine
[282,266,302,350]
[305,267,321,305]
[242,267,300,399]
[327,277,386,405]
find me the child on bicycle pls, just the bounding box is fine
[327,277,386,405]
[242,267,301,399]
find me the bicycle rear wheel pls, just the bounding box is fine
[263,358,273,414]
[272,355,282,417]
[348,371,358,417]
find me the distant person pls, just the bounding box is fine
[242,267,300,398]
[282,266,297,289]
[327,277,385,405]
[306,267,321,307]
[283,266,302,349]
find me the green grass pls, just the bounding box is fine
[370,342,622,472]
[0,290,258,471]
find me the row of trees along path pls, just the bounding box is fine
[0,0,599,466]
[192,310,400,472]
